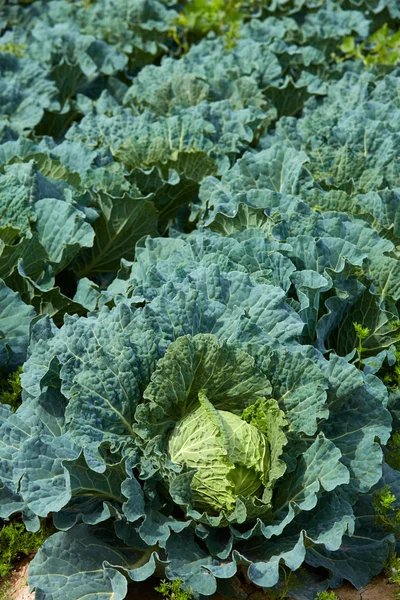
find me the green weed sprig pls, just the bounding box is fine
[315,592,339,600]
[353,322,370,367]
[155,579,193,600]
[336,24,400,67]
[0,368,22,412]
[384,555,400,600]
[0,521,51,578]
[169,0,260,53]
[374,485,400,538]
[0,42,25,58]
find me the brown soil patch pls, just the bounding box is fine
[3,563,398,600]
[0,556,35,600]
[333,575,396,600]
[126,576,399,600]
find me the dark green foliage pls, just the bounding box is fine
[382,351,400,391]
[387,435,400,472]
[269,566,306,599]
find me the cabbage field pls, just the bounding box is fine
[1,1,400,599]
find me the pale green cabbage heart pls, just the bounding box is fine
[168,391,270,513]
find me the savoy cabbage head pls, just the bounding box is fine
[0,231,395,598]
[167,391,284,516]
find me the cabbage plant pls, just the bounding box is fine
[0,241,395,599]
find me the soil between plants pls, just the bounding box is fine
[2,562,397,600]
[126,577,398,600]
[332,577,396,600]
[1,556,34,600]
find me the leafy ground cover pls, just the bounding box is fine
[0,0,400,599]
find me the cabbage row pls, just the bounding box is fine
[0,1,400,599]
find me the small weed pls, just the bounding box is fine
[0,521,51,578]
[169,0,261,53]
[373,485,400,538]
[0,42,25,58]
[0,368,22,412]
[353,322,370,367]
[315,592,340,600]
[373,478,400,598]
[384,554,400,599]
[0,576,12,600]
[335,24,400,67]
[0,588,12,600]
[155,578,193,600]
